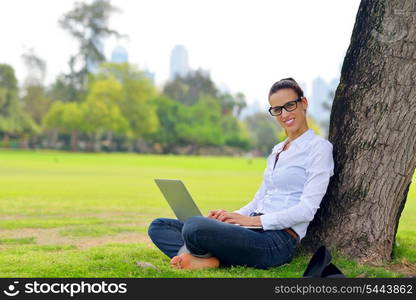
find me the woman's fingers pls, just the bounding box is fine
[209,210,240,222]
[213,209,227,219]
[218,212,234,222]
[208,209,227,219]
[220,213,244,224]
[207,210,218,218]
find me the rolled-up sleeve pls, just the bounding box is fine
[260,140,334,230]
[234,180,266,216]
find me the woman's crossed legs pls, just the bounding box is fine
[147,216,297,270]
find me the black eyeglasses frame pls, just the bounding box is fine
[268,97,303,116]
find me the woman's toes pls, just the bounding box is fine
[179,253,220,270]
[170,255,182,269]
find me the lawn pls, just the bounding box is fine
[0,150,414,277]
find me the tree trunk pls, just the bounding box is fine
[19,134,29,149]
[87,133,95,152]
[2,134,10,148]
[51,130,59,149]
[104,131,113,152]
[30,135,38,149]
[301,0,416,266]
[94,132,101,152]
[70,130,79,152]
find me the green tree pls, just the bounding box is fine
[176,96,224,148]
[47,75,81,103]
[221,115,251,150]
[151,95,228,153]
[22,85,52,126]
[163,69,247,118]
[94,63,159,140]
[149,96,184,153]
[21,50,52,127]
[81,76,129,151]
[44,79,129,152]
[0,64,38,146]
[244,112,282,156]
[163,69,219,106]
[43,101,83,151]
[59,0,123,100]
[162,69,250,152]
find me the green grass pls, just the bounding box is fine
[0,237,35,245]
[59,225,144,237]
[0,149,414,277]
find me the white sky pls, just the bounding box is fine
[0,0,361,105]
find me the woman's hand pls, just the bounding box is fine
[207,209,228,220]
[217,212,262,227]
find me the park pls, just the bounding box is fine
[1,0,415,279]
[0,151,414,277]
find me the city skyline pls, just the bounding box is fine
[0,0,361,106]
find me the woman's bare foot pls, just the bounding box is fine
[170,255,181,268]
[170,253,220,270]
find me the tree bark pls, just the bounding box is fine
[19,134,29,149]
[2,134,10,148]
[87,133,95,152]
[70,130,79,152]
[301,0,416,265]
[104,131,113,152]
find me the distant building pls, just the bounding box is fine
[111,46,129,63]
[169,45,190,80]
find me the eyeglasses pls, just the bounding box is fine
[268,97,303,116]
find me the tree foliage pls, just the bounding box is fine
[244,112,282,156]
[82,76,128,135]
[59,0,123,99]
[176,96,225,146]
[93,63,159,139]
[163,69,218,106]
[21,50,52,126]
[0,64,38,136]
[43,101,83,133]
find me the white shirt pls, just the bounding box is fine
[235,128,334,241]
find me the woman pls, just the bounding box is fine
[147,78,334,270]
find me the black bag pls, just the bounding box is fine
[302,245,346,278]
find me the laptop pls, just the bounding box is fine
[154,179,263,229]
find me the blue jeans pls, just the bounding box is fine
[147,216,297,269]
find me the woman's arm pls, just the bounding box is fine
[260,140,334,230]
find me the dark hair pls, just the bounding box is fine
[268,77,304,99]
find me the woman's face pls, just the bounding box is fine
[269,88,308,136]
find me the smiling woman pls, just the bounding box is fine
[147,77,335,270]
[268,78,308,139]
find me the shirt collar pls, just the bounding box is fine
[272,128,315,153]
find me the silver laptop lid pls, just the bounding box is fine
[154,179,202,222]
